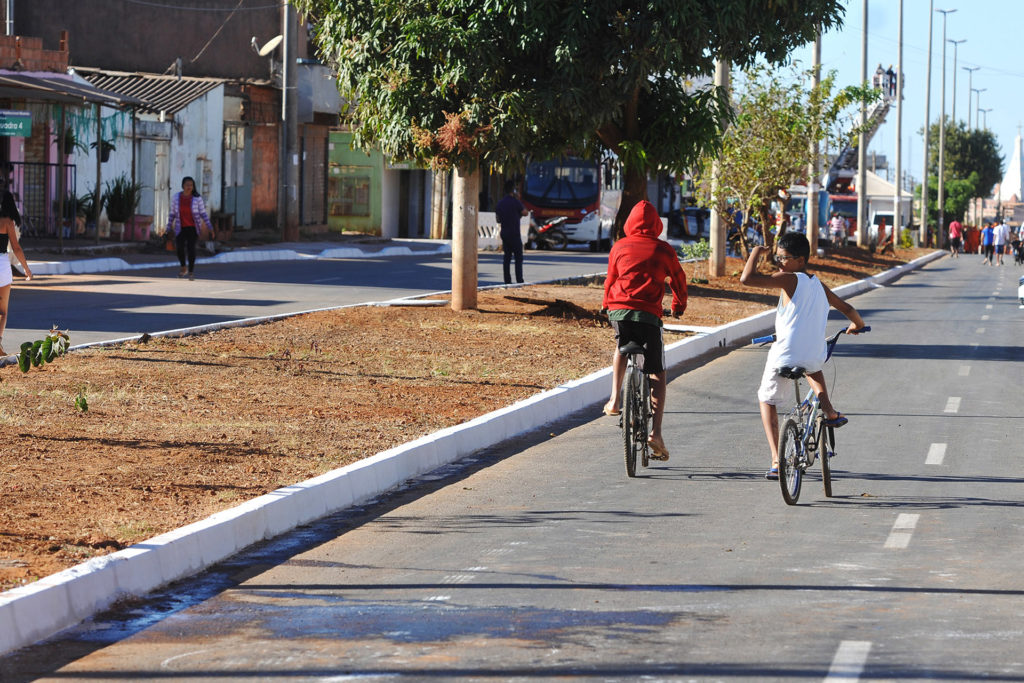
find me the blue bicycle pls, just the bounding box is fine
[752,327,869,504]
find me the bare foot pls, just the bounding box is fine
[648,435,669,461]
[602,401,620,416]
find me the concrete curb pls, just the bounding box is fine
[0,250,945,656]
[26,242,454,276]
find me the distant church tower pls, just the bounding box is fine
[998,132,1024,203]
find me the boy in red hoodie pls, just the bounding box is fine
[602,200,688,459]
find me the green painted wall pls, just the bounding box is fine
[327,132,382,234]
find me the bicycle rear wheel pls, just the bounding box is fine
[622,366,638,478]
[777,418,803,505]
[817,419,834,497]
[640,373,651,469]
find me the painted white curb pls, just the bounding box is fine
[26,242,454,276]
[0,250,945,656]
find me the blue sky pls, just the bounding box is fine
[787,0,1023,191]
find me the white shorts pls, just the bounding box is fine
[757,359,790,406]
[0,257,11,287]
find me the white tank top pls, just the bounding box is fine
[767,272,829,373]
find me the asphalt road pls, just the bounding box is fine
[4,249,610,350]
[3,254,1023,681]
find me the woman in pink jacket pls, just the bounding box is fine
[166,176,213,280]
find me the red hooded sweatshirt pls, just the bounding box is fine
[603,200,687,320]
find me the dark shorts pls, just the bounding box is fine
[611,319,665,374]
[950,237,962,250]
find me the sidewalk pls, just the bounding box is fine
[19,234,453,276]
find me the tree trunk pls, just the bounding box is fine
[613,162,648,239]
[758,206,775,251]
[451,163,479,311]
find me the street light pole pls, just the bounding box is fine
[972,88,986,130]
[894,0,903,249]
[937,8,956,245]
[962,66,979,128]
[948,38,965,124]
[978,107,992,130]
[856,0,868,247]
[920,0,933,248]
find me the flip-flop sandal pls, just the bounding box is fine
[822,413,849,428]
[602,407,620,416]
[648,438,670,461]
[765,467,779,480]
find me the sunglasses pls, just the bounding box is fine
[774,253,797,265]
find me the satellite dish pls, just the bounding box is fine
[257,35,283,57]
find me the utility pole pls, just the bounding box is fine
[920,0,933,247]
[808,28,822,256]
[708,58,729,275]
[856,0,868,247]
[281,0,299,241]
[937,8,957,246]
[894,0,903,250]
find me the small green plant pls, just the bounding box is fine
[102,174,143,223]
[18,327,71,373]
[678,239,712,283]
[74,386,89,412]
[899,228,914,249]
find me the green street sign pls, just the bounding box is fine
[0,110,31,137]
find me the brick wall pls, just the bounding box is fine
[0,35,69,72]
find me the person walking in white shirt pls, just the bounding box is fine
[994,221,1011,265]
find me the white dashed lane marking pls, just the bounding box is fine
[884,514,920,550]
[959,366,970,377]
[944,397,961,413]
[926,443,947,466]
[824,640,872,681]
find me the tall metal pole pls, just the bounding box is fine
[894,0,903,249]
[978,107,991,130]
[856,0,868,248]
[807,29,822,255]
[282,0,299,241]
[948,39,965,125]
[920,0,933,247]
[962,66,979,128]
[972,88,986,130]
[709,58,729,275]
[937,9,956,246]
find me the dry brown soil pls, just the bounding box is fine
[0,247,932,591]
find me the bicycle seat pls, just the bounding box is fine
[619,341,646,355]
[776,365,807,379]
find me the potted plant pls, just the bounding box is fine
[78,190,100,237]
[90,139,116,163]
[102,174,143,240]
[54,127,87,156]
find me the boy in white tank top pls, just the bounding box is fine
[740,233,866,480]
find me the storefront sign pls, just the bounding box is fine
[0,110,31,137]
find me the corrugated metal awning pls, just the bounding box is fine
[0,71,143,108]
[74,68,225,116]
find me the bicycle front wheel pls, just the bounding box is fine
[817,419,834,497]
[777,418,803,505]
[640,372,651,469]
[622,367,638,478]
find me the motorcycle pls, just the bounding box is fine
[527,214,569,250]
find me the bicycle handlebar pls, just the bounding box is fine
[751,326,870,347]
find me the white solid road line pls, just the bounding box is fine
[926,443,947,466]
[824,640,872,681]
[884,513,920,550]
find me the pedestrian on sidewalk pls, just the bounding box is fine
[601,200,687,461]
[166,176,213,281]
[0,181,32,356]
[495,180,528,284]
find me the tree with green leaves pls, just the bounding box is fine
[694,65,865,255]
[920,118,1002,229]
[295,0,845,306]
